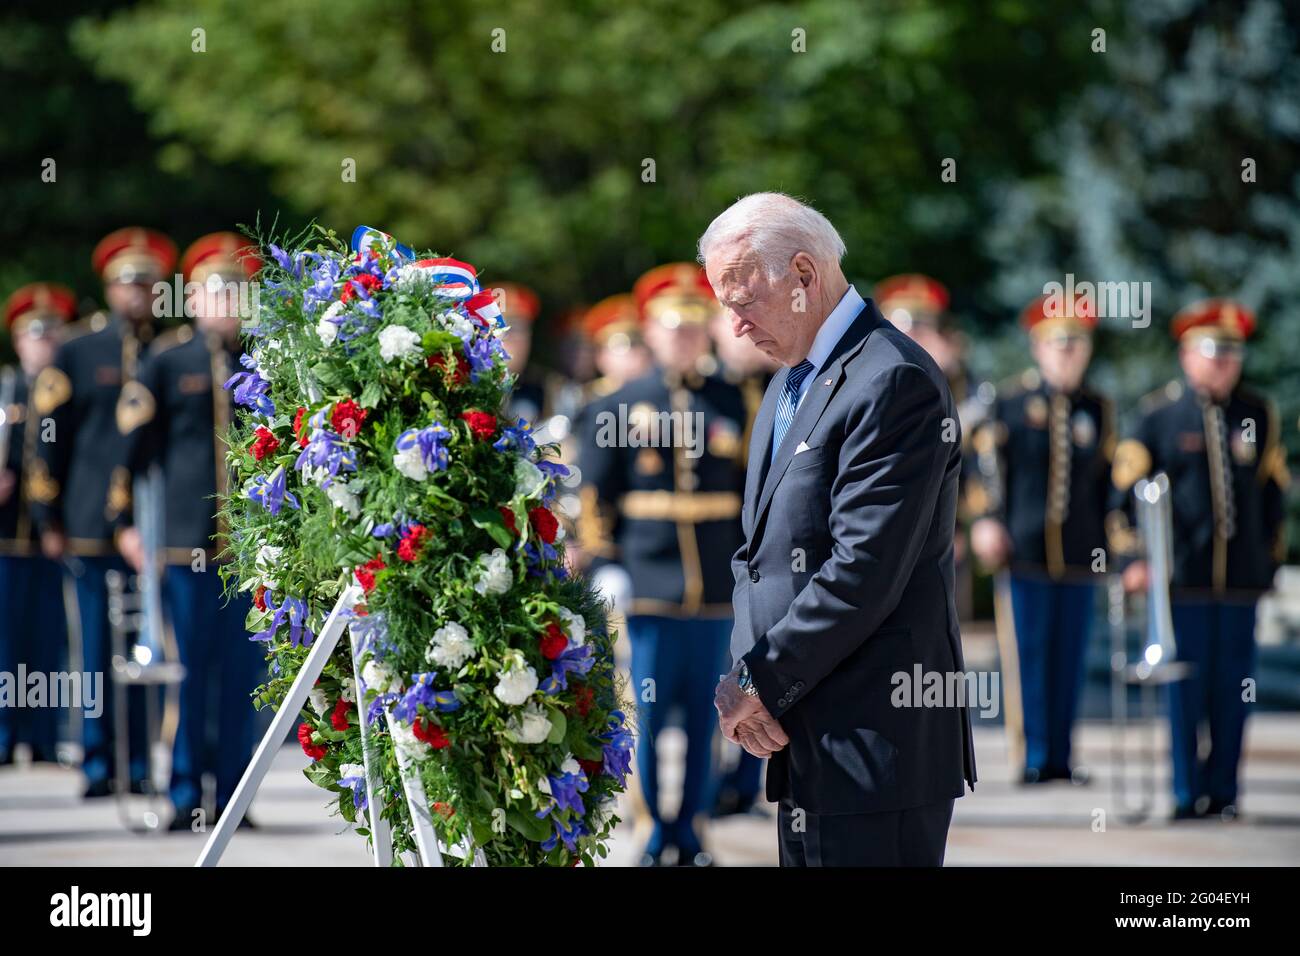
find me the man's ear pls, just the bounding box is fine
[792,252,817,289]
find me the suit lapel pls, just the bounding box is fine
[744,369,785,528]
[751,301,884,529]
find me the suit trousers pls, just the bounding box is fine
[777,796,955,866]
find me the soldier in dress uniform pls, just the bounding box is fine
[1109,299,1287,821]
[968,293,1113,785]
[875,274,989,620]
[577,263,747,866]
[115,232,264,831]
[583,293,651,403]
[0,283,76,766]
[29,227,175,798]
[707,301,776,817]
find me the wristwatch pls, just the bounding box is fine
[737,661,759,698]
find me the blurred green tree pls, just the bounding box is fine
[983,0,1300,554]
[69,0,1105,320]
[0,1,282,338]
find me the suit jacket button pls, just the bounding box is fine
[749,568,760,583]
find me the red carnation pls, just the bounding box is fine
[355,555,386,594]
[331,697,352,731]
[253,585,267,611]
[432,802,455,819]
[412,718,451,749]
[428,352,470,386]
[250,426,280,461]
[297,723,327,761]
[340,272,381,303]
[529,506,559,544]
[578,757,604,779]
[460,410,497,441]
[499,507,518,536]
[397,523,429,563]
[293,406,310,447]
[331,398,367,439]
[572,684,595,718]
[539,621,569,660]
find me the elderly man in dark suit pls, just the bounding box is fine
[706,193,977,866]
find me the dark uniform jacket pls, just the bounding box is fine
[577,367,747,617]
[732,300,977,814]
[1109,379,1288,599]
[0,370,39,554]
[116,326,239,564]
[28,313,149,554]
[968,369,1115,580]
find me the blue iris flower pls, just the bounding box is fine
[390,672,460,724]
[338,771,368,810]
[248,465,300,515]
[492,418,536,456]
[224,353,275,418]
[295,428,357,487]
[252,593,313,647]
[599,711,635,787]
[395,423,452,473]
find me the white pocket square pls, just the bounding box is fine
[794,441,812,454]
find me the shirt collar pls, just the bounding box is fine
[805,284,865,373]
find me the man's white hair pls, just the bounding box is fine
[697,192,846,278]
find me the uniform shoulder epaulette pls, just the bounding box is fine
[1138,379,1183,413]
[991,368,1039,401]
[61,311,111,343]
[588,375,620,399]
[149,324,195,357]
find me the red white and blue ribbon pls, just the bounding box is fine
[350,225,414,262]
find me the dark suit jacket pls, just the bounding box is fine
[733,297,978,815]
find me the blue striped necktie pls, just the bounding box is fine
[772,359,815,458]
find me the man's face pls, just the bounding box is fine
[190,278,243,340]
[705,241,812,367]
[643,319,711,374]
[13,327,58,377]
[710,308,779,375]
[105,281,155,322]
[1032,332,1092,391]
[1181,339,1243,400]
[596,339,650,383]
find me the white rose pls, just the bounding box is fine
[378,324,423,363]
[325,480,361,518]
[474,547,513,596]
[390,719,430,762]
[316,301,344,345]
[493,660,538,706]
[393,263,433,291]
[362,658,399,694]
[436,310,474,340]
[504,701,552,744]
[426,621,475,669]
[340,677,356,702]
[339,763,365,780]
[393,444,428,482]
[560,754,580,776]
[556,608,586,647]
[308,687,329,716]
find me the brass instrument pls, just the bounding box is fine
[106,464,185,831]
[1109,472,1192,823]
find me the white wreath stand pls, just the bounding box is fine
[196,582,483,867]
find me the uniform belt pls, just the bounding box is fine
[618,490,742,522]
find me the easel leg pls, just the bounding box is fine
[349,625,393,866]
[195,584,362,867]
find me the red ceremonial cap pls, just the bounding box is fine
[181,232,260,285]
[1171,298,1255,342]
[584,294,642,345]
[633,262,716,328]
[490,282,541,326]
[874,273,950,330]
[4,282,77,333]
[1020,292,1096,337]
[92,227,177,285]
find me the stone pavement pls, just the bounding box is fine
[1,711,1297,866]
